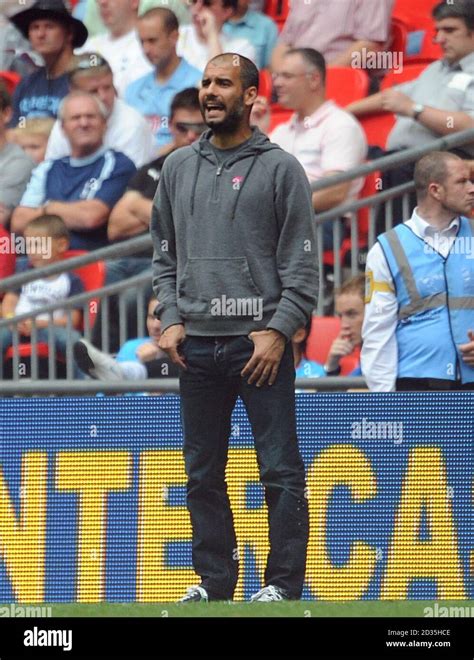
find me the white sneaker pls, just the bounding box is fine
[73,339,124,381]
[178,585,209,603]
[249,585,289,602]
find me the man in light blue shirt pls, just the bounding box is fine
[125,7,201,151]
[223,0,278,69]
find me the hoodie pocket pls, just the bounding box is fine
[178,257,263,318]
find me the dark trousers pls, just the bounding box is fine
[179,335,309,600]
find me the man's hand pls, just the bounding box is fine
[198,8,219,41]
[325,334,354,372]
[241,329,286,387]
[250,96,270,134]
[158,324,187,369]
[136,342,161,363]
[380,89,415,117]
[459,329,474,366]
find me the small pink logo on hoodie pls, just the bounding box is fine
[232,176,244,190]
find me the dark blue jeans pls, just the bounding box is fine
[179,335,309,600]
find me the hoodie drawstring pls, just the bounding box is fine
[190,141,203,216]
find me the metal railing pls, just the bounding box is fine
[1,127,474,393]
[0,377,367,395]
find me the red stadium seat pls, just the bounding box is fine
[264,0,289,31]
[0,71,21,95]
[360,113,396,149]
[3,251,106,375]
[323,170,381,268]
[305,316,361,375]
[389,18,408,60]
[268,103,293,133]
[258,69,273,102]
[326,68,369,107]
[64,249,106,328]
[392,0,439,31]
[0,226,16,289]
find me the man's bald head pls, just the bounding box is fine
[207,53,259,93]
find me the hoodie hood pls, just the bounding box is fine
[189,126,281,219]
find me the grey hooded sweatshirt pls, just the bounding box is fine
[150,127,318,340]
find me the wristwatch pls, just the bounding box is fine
[412,103,425,121]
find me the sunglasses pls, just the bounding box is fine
[175,122,207,134]
[190,0,217,6]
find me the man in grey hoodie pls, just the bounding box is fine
[151,53,319,603]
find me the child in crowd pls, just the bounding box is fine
[0,214,84,378]
[324,274,364,376]
[9,117,55,164]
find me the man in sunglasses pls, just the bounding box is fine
[45,52,157,167]
[90,88,206,354]
[108,87,205,245]
[177,0,256,72]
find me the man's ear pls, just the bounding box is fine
[244,86,259,107]
[2,106,13,125]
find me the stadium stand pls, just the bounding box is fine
[3,249,105,378]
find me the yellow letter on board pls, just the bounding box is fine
[0,452,47,602]
[55,451,131,602]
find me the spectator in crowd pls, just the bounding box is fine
[76,0,153,96]
[11,91,136,251]
[8,0,88,126]
[124,8,201,151]
[347,2,474,162]
[177,0,256,72]
[271,0,393,73]
[0,0,38,76]
[223,0,278,69]
[91,88,205,354]
[75,0,191,38]
[74,297,179,383]
[362,151,474,391]
[0,214,84,379]
[108,88,204,245]
[0,84,35,227]
[271,48,367,249]
[8,117,55,164]
[324,275,364,376]
[292,320,325,380]
[45,52,157,167]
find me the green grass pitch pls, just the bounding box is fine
[36,600,474,618]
